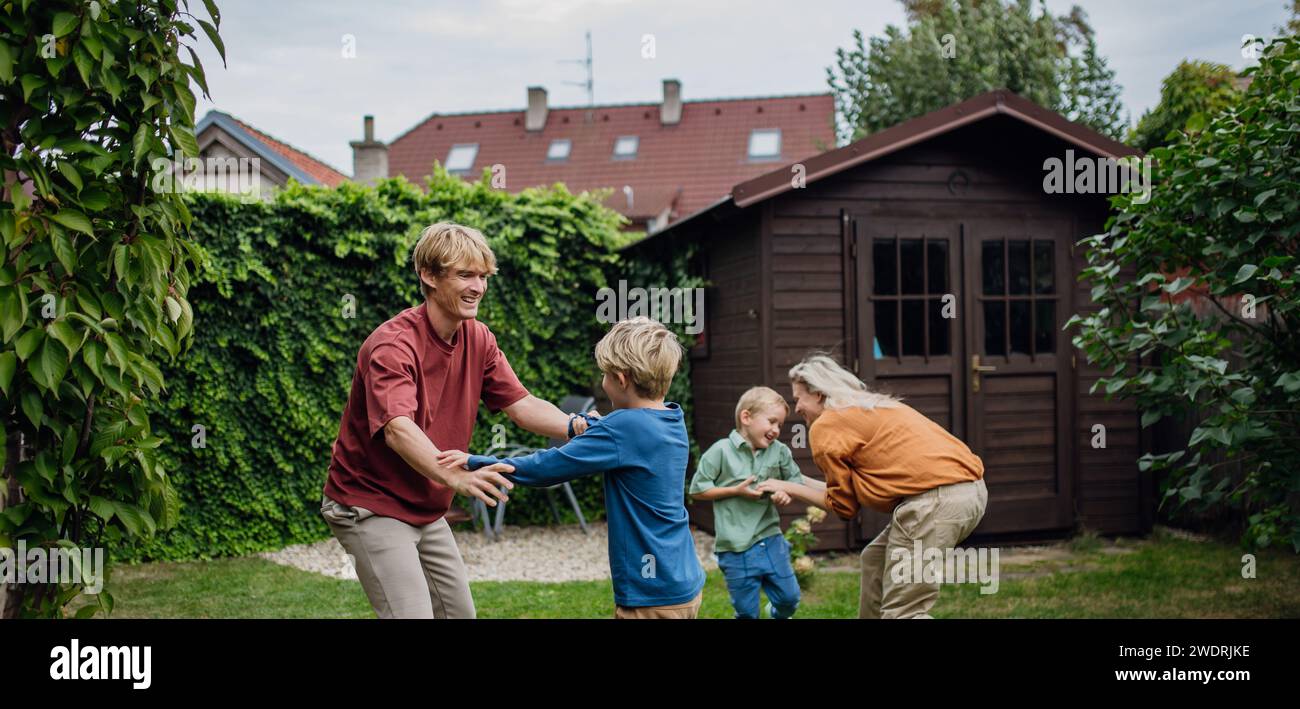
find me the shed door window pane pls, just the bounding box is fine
[982,241,1004,295]
[900,239,924,294]
[1034,240,1055,294]
[873,239,897,295]
[901,299,925,356]
[1010,300,1032,354]
[1035,301,1056,353]
[875,301,898,357]
[984,301,1006,356]
[927,240,948,294]
[928,298,950,356]
[1008,240,1031,295]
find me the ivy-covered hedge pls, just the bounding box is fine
[120,171,669,561]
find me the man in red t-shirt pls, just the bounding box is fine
[321,222,592,619]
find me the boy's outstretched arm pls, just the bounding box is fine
[464,422,621,487]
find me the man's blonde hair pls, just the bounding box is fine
[593,317,683,399]
[734,386,789,430]
[411,222,498,298]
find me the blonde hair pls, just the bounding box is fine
[594,317,683,399]
[735,386,789,430]
[787,353,901,410]
[411,222,498,298]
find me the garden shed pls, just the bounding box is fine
[628,90,1154,550]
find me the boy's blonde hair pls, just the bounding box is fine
[594,317,683,399]
[411,222,498,298]
[734,386,789,430]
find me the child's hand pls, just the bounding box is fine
[732,476,764,500]
[481,461,516,475]
[770,489,793,506]
[436,450,470,470]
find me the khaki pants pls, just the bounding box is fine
[614,592,702,619]
[321,495,476,619]
[859,478,987,619]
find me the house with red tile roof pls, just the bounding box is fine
[354,80,836,232]
[195,110,350,192]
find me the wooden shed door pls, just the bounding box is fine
[962,218,1074,532]
[853,216,1074,537]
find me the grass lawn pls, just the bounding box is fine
[77,529,1300,619]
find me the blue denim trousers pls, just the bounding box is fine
[716,532,801,619]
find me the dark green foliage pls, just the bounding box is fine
[122,170,679,561]
[1069,35,1300,552]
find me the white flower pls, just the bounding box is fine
[792,518,811,535]
[793,555,815,574]
[806,507,826,524]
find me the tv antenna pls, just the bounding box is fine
[560,30,594,107]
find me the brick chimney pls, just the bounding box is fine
[349,115,388,184]
[660,79,681,125]
[526,86,548,132]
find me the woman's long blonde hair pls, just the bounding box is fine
[788,353,901,410]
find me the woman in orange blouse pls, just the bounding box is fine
[757,354,987,618]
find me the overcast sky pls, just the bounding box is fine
[191,0,1291,173]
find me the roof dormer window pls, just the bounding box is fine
[613,135,639,160]
[445,143,478,172]
[547,139,572,161]
[747,129,781,161]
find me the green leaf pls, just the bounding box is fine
[72,43,94,87]
[1184,112,1207,133]
[104,331,128,372]
[0,351,15,397]
[20,388,42,428]
[21,74,46,102]
[48,209,93,236]
[15,327,43,360]
[1233,264,1258,284]
[0,40,14,83]
[82,338,105,381]
[52,229,77,273]
[0,287,22,343]
[132,123,150,169]
[170,123,199,158]
[47,319,81,357]
[56,160,83,192]
[1194,157,1219,168]
[52,12,78,38]
[29,336,69,390]
[197,19,226,66]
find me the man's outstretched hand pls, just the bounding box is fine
[446,463,516,508]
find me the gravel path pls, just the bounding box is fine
[259,522,719,583]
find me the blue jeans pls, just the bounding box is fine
[716,533,801,619]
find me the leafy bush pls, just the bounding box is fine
[0,0,223,618]
[122,171,645,561]
[1069,34,1300,551]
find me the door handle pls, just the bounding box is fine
[971,354,997,393]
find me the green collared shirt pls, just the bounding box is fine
[688,430,803,553]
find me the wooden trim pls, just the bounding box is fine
[759,203,774,387]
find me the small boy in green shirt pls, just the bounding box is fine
[689,386,819,619]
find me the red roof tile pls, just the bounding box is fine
[387,93,836,222]
[231,117,350,187]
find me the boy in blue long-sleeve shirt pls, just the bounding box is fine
[438,317,705,618]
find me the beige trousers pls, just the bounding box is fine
[321,495,476,619]
[614,592,703,619]
[859,478,987,619]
